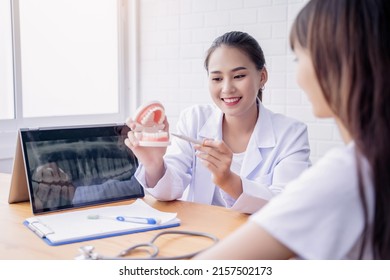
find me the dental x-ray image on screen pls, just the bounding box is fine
[19,124,144,214]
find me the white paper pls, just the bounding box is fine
[25,199,179,244]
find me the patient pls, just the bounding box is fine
[195,0,390,259]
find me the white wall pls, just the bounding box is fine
[137,0,344,163]
[0,0,344,173]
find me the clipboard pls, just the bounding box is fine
[23,199,180,246]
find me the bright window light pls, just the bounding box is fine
[0,0,14,120]
[19,0,119,118]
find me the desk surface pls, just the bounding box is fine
[0,173,248,260]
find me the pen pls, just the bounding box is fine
[115,216,160,224]
[170,132,204,145]
[87,214,161,225]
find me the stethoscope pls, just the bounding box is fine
[75,230,219,260]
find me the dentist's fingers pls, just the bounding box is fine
[125,117,135,128]
[195,140,233,172]
[125,130,142,148]
[125,117,143,132]
[195,140,232,162]
[195,139,230,155]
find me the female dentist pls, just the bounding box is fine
[125,31,311,214]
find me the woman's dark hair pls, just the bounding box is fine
[290,0,390,259]
[204,31,266,101]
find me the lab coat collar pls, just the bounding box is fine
[198,101,276,177]
[254,101,276,148]
[198,105,223,140]
[241,101,276,177]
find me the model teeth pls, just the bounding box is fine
[134,132,143,140]
[140,106,165,126]
[142,124,165,133]
[133,102,169,145]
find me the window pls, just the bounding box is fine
[18,0,120,118]
[0,0,14,120]
[0,0,132,172]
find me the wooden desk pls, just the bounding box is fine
[0,173,248,260]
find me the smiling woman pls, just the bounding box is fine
[124,31,311,214]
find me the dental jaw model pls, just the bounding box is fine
[133,101,170,147]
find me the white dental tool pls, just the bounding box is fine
[170,133,204,145]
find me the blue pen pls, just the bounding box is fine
[87,214,161,225]
[115,216,160,224]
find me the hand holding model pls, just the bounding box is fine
[125,100,242,199]
[125,101,170,187]
[126,101,170,146]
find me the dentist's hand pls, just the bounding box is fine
[194,139,242,199]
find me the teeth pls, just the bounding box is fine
[31,139,142,209]
[134,132,143,140]
[223,97,240,103]
[142,124,165,133]
[141,131,169,141]
[140,108,154,125]
[140,106,165,126]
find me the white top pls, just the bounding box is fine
[136,102,311,214]
[211,152,245,207]
[230,151,245,175]
[250,143,375,259]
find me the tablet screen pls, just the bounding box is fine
[20,124,144,214]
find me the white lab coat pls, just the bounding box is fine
[251,143,374,259]
[135,102,311,214]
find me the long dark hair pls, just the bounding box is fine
[204,31,266,101]
[290,0,390,259]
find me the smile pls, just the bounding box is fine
[221,97,242,105]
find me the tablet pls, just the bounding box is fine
[9,124,144,214]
